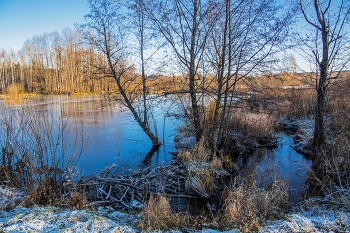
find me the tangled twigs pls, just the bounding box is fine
[80,159,188,210]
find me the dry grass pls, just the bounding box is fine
[327,84,350,114]
[227,110,277,147]
[258,88,315,119]
[310,135,350,206]
[3,83,29,104]
[140,172,291,232]
[328,94,350,138]
[143,136,290,232]
[222,174,289,232]
[68,189,89,209]
[178,140,231,198]
[221,155,237,172]
[140,194,183,231]
[308,91,350,205]
[185,164,216,198]
[178,138,210,163]
[280,88,315,118]
[211,155,223,171]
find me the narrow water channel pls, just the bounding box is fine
[239,133,312,202]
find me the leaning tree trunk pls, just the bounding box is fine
[107,54,161,146]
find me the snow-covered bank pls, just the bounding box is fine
[0,204,349,232]
[260,206,350,233]
[0,206,138,232]
[1,185,349,233]
[0,186,138,232]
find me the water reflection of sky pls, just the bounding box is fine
[1,95,312,200]
[243,133,312,201]
[1,95,185,176]
[74,96,184,176]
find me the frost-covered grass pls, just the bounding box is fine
[260,205,350,233]
[0,186,139,233]
[0,206,138,233]
[0,164,350,232]
[0,186,26,211]
[0,203,349,232]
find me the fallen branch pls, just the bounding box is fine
[79,159,187,210]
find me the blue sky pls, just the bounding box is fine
[0,0,89,52]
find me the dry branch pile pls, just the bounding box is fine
[80,159,188,210]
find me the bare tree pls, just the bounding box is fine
[124,0,166,142]
[299,0,350,150]
[146,0,218,142]
[80,0,162,146]
[205,0,294,151]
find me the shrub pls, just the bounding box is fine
[4,83,28,105]
[140,194,183,231]
[0,105,84,207]
[222,174,289,232]
[6,83,25,96]
[309,135,350,206]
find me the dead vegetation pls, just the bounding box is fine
[0,105,84,208]
[214,109,278,155]
[140,194,183,231]
[273,86,350,209]
[223,174,289,232]
[309,111,350,207]
[178,139,230,198]
[138,169,289,232]
[6,83,25,96]
[284,88,315,118]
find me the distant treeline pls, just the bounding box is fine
[0,28,313,96]
[0,28,123,94]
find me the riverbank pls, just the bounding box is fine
[1,94,349,231]
[0,124,350,230]
[1,185,349,232]
[1,116,349,232]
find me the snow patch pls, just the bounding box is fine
[260,208,350,233]
[0,186,26,210]
[0,206,138,233]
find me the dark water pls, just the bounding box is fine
[239,133,312,201]
[0,95,184,176]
